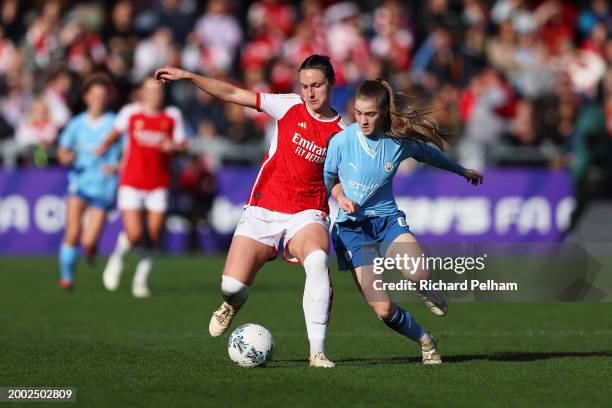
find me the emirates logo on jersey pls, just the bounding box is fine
[134,129,168,147]
[292,133,327,164]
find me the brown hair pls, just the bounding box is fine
[83,73,113,94]
[355,79,452,150]
[298,55,335,85]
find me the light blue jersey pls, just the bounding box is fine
[324,122,464,223]
[59,112,121,205]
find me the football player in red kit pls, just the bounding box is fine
[97,77,187,298]
[155,55,344,367]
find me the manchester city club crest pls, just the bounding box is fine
[384,161,393,172]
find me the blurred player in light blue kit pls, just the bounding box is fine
[324,79,483,364]
[56,75,121,290]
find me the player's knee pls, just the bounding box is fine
[125,230,141,245]
[303,250,329,275]
[370,302,394,320]
[63,226,80,245]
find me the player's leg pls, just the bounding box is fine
[59,196,87,289]
[80,206,108,265]
[130,188,168,298]
[209,206,279,337]
[104,209,142,291]
[287,218,335,368]
[103,187,142,291]
[384,232,448,316]
[130,208,164,298]
[351,265,441,364]
[208,235,276,336]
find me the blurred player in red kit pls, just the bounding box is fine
[97,77,187,298]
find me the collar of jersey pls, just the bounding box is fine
[304,102,339,123]
[357,130,383,158]
[86,112,109,128]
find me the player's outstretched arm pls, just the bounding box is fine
[413,142,483,186]
[154,66,257,109]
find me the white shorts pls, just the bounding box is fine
[234,206,330,263]
[118,186,169,212]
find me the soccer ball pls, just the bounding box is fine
[228,324,274,367]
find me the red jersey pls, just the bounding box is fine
[115,103,186,190]
[249,93,345,214]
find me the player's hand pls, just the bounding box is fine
[160,138,173,153]
[101,164,116,176]
[339,195,359,214]
[62,150,76,165]
[155,66,188,84]
[463,169,484,186]
[95,141,109,156]
[66,151,76,162]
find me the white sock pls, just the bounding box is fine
[302,250,332,355]
[221,275,249,309]
[104,232,131,279]
[133,250,153,287]
[111,231,131,260]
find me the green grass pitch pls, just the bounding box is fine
[1,255,611,407]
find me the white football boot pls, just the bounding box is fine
[132,280,151,298]
[102,256,123,291]
[309,353,336,368]
[209,302,237,337]
[416,289,448,317]
[420,333,442,365]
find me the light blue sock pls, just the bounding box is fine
[59,244,78,282]
[382,305,424,342]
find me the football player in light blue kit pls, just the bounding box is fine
[56,75,122,290]
[324,79,483,364]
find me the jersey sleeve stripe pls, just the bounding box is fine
[256,92,261,112]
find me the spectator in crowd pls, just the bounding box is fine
[0,26,16,76]
[458,68,515,169]
[132,26,174,83]
[370,0,413,73]
[15,95,58,149]
[0,0,25,43]
[192,0,242,74]
[43,69,73,128]
[0,0,609,192]
[578,0,611,37]
[174,119,219,252]
[566,85,612,234]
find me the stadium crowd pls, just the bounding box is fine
[0,0,610,185]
